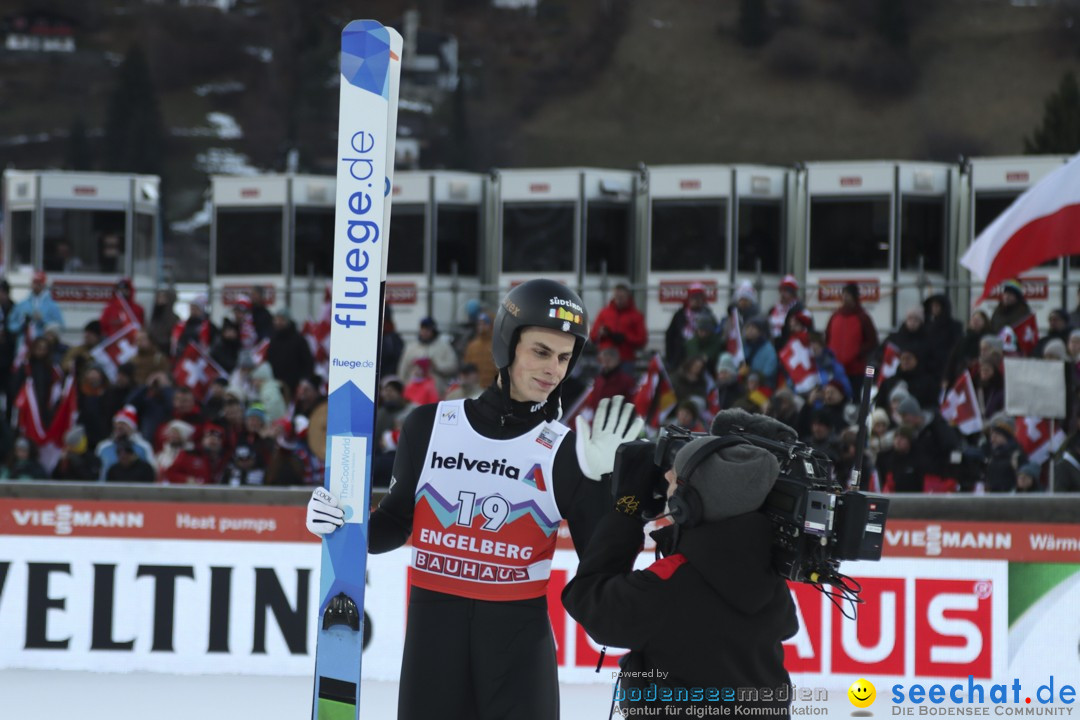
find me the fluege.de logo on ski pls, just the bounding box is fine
[332,128,382,331]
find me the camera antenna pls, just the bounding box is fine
[847,365,876,492]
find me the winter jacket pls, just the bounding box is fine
[266,321,315,393]
[563,511,797,716]
[591,297,647,364]
[825,304,878,377]
[922,294,963,383]
[665,306,718,369]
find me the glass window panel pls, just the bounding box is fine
[10,210,32,270]
[899,196,945,273]
[293,208,336,277]
[737,199,782,274]
[585,201,631,275]
[388,204,425,274]
[216,209,282,275]
[435,206,479,276]
[43,208,126,274]
[808,197,890,270]
[502,203,575,273]
[133,213,155,279]
[650,200,726,272]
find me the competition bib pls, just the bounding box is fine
[410,400,566,601]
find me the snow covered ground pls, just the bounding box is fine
[0,670,855,718]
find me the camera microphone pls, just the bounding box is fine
[709,408,797,444]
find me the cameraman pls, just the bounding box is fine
[562,410,798,717]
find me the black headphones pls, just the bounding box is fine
[666,435,749,528]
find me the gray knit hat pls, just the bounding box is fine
[673,436,780,523]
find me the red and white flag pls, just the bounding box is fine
[961,153,1080,301]
[779,337,819,393]
[15,374,78,473]
[252,337,270,365]
[726,308,744,367]
[1012,314,1039,356]
[1015,415,1066,464]
[173,343,226,403]
[90,323,139,382]
[940,371,983,435]
[633,353,677,433]
[303,320,332,363]
[878,343,900,387]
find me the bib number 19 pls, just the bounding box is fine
[456,491,509,531]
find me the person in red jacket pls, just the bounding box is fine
[590,283,646,371]
[99,278,145,336]
[584,347,638,413]
[825,283,879,392]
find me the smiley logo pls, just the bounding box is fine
[848,679,876,708]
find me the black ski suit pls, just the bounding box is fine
[368,385,609,720]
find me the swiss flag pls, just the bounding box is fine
[940,370,983,435]
[779,337,819,393]
[1012,314,1039,356]
[173,343,226,403]
[90,323,139,382]
[1015,416,1066,464]
[726,308,744,367]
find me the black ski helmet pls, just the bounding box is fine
[492,279,590,376]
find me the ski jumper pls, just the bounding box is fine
[368,386,608,720]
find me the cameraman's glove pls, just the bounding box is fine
[575,395,645,481]
[612,440,666,519]
[306,487,344,537]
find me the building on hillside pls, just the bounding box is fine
[2,11,77,53]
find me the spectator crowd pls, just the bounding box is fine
[2,272,1078,494]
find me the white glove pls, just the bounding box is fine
[575,395,645,481]
[306,487,344,536]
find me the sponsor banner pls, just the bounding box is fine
[985,276,1050,302]
[221,285,276,305]
[0,499,312,542]
[50,281,116,303]
[785,558,1009,686]
[817,278,880,303]
[657,280,719,304]
[385,281,417,304]
[883,519,1080,563]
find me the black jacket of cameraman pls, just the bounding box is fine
[562,509,798,717]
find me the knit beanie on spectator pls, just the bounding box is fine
[1018,462,1041,480]
[672,436,779,524]
[987,412,1015,438]
[897,396,921,418]
[114,406,138,431]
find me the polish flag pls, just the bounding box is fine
[961,153,1080,301]
[1015,415,1066,464]
[940,371,983,435]
[779,337,819,393]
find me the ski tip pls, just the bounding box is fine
[342,19,384,35]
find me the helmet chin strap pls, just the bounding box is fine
[497,367,561,425]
